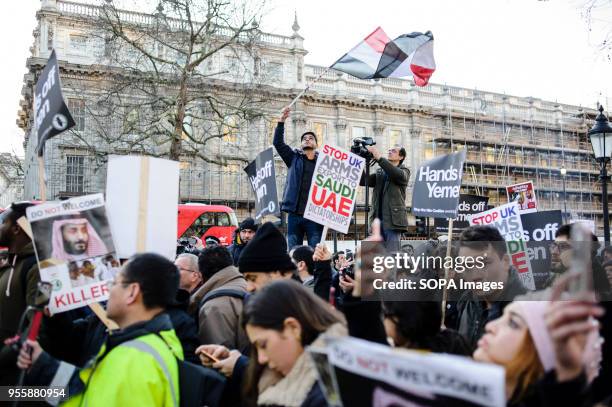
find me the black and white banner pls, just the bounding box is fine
[520,210,563,289]
[412,150,466,219]
[244,148,281,220]
[434,194,489,233]
[34,49,75,156]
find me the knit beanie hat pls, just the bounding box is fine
[240,217,258,232]
[238,222,295,273]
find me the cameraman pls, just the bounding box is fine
[360,144,410,244]
[274,107,323,248]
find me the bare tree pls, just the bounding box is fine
[68,0,272,164]
[581,0,612,61]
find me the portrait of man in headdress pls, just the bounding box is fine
[51,217,108,262]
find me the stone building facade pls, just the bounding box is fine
[17,0,607,237]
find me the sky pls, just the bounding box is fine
[2,0,611,156]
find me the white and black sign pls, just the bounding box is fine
[434,194,489,233]
[244,148,280,220]
[34,49,75,156]
[520,210,563,289]
[412,150,466,219]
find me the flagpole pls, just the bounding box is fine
[286,66,333,109]
[37,155,47,201]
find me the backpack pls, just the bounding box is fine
[198,288,250,310]
[128,334,227,407]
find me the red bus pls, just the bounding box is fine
[177,204,239,246]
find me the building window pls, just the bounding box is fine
[312,122,326,146]
[222,117,238,143]
[352,126,365,139]
[66,155,85,193]
[266,62,283,82]
[69,35,88,55]
[390,129,402,147]
[68,99,86,131]
[225,56,240,78]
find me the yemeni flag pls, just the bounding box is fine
[331,27,435,86]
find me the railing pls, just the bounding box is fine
[56,1,295,48]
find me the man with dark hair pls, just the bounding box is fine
[274,107,324,248]
[0,201,40,385]
[228,217,258,266]
[291,245,316,288]
[14,252,183,405]
[454,226,527,349]
[360,144,410,245]
[332,251,346,272]
[191,245,249,352]
[549,223,609,293]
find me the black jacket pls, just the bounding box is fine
[456,268,527,350]
[360,158,410,232]
[167,289,200,363]
[273,122,319,214]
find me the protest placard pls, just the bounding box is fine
[106,155,180,260]
[26,193,119,314]
[324,336,505,407]
[469,202,536,290]
[412,150,466,219]
[434,194,489,233]
[303,144,365,234]
[34,50,75,156]
[244,148,281,220]
[506,181,537,214]
[520,210,563,289]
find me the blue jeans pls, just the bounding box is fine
[287,213,324,249]
[381,225,401,251]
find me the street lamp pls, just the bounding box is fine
[560,166,567,222]
[587,105,612,244]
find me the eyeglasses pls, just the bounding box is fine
[106,279,133,289]
[549,242,572,253]
[178,267,197,274]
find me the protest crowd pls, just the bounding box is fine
[0,102,611,407]
[1,20,612,407]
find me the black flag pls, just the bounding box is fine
[34,50,75,156]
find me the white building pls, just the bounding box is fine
[17,0,607,236]
[0,153,25,208]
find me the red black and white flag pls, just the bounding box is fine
[331,27,435,86]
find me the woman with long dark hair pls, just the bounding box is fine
[198,279,345,407]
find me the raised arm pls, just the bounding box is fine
[272,107,296,167]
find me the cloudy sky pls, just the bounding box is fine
[2,0,611,155]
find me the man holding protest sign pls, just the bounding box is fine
[274,107,323,248]
[360,144,410,244]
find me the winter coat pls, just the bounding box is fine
[190,265,250,353]
[36,313,182,407]
[456,268,527,350]
[273,122,319,214]
[360,158,411,232]
[229,242,246,266]
[234,323,347,407]
[167,289,200,363]
[0,243,40,385]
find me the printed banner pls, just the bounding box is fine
[244,148,280,220]
[26,194,119,313]
[506,181,537,214]
[303,144,365,234]
[469,202,536,290]
[520,210,563,289]
[412,150,466,218]
[434,194,489,233]
[34,49,75,156]
[324,336,505,407]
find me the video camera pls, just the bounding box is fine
[350,137,376,160]
[176,237,200,256]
